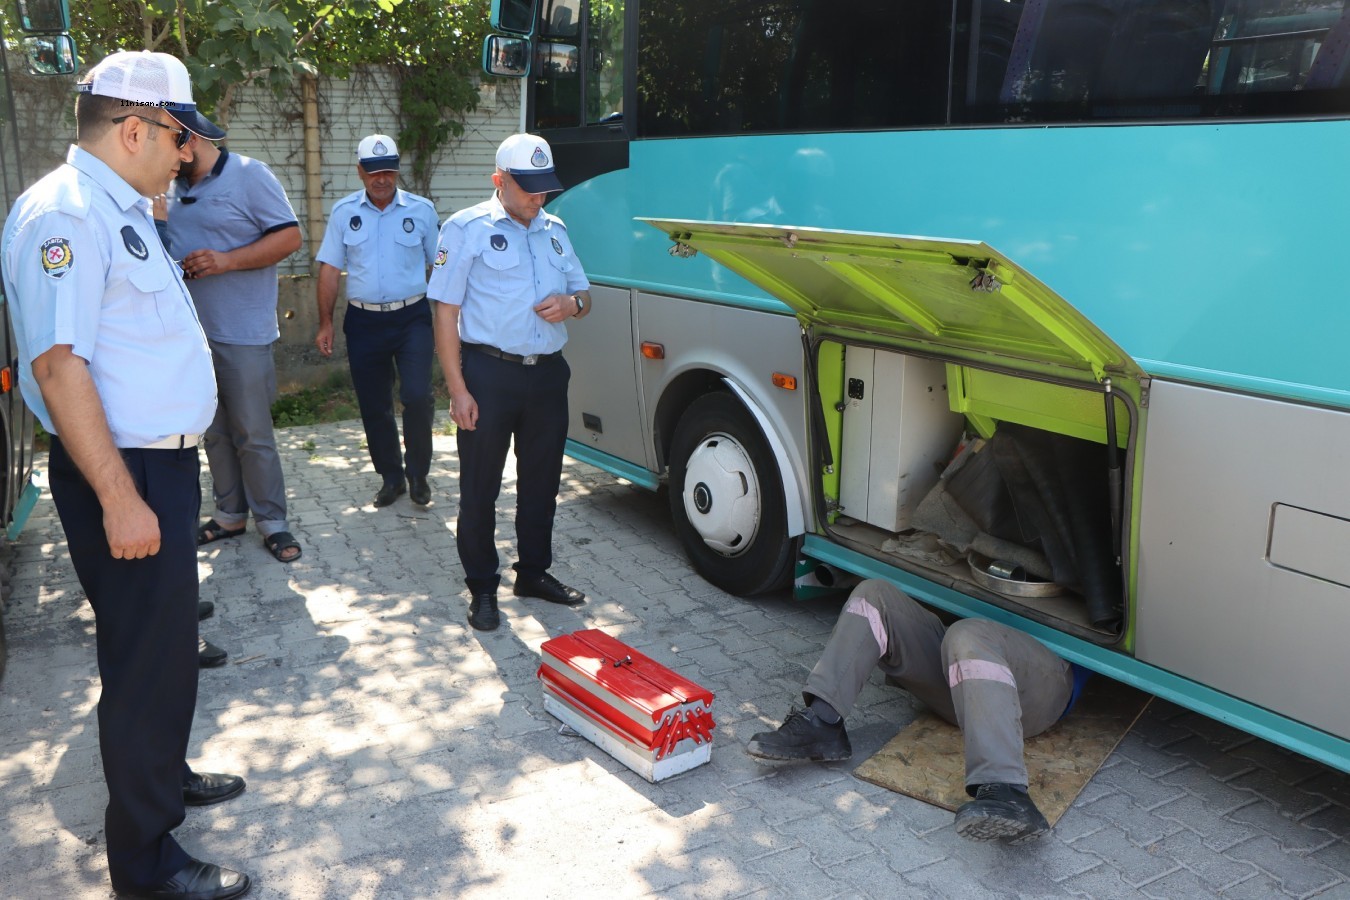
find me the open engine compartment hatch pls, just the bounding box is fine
[640,219,1143,388]
[645,218,1141,643]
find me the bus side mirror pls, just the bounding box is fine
[491,0,535,35]
[16,0,70,32]
[23,34,77,76]
[483,35,530,78]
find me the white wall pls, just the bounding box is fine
[224,69,522,275]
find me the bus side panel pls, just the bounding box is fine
[566,284,650,468]
[632,292,808,493]
[1135,380,1350,741]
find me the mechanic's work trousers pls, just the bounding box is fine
[344,299,434,483]
[805,579,1073,789]
[48,437,200,889]
[203,339,289,538]
[455,346,570,589]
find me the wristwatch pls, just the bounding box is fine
[573,294,586,317]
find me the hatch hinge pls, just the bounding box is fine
[1138,376,1151,408]
[667,232,698,259]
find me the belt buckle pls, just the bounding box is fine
[522,354,539,366]
[378,301,394,312]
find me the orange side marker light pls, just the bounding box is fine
[772,373,797,391]
[640,342,666,360]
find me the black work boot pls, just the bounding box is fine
[467,589,500,632]
[954,783,1050,843]
[746,705,852,762]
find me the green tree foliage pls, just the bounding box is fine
[70,0,492,182]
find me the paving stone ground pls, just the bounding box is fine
[2,416,1348,898]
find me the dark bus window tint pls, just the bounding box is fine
[636,0,951,138]
[542,0,582,38]
[535,0,583,130]
[955,0,1350,124]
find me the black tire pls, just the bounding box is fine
[668,392,794,596]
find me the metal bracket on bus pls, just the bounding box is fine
[969,270,1002,293]
[668,238,698,259]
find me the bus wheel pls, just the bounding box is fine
[668,392,793,596]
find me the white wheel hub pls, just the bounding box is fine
[681,431,761,556]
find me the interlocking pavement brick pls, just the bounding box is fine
[1152,792,1262,849]
[1069,824,1181,886]
[1146,829,1258,890]
[1225,836,1343,896]
[1081,790,1187,846]
[1137,868,1220,899]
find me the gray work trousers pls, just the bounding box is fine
[805,579,1072,790]
[203,339,289,538]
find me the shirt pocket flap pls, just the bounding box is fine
[481,246,519,270]
[343,226,372,247]
[394,229,422,247]
[127,263,173,295]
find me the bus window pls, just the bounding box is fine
[635,0,950,137]
[532,0,626,130]
[956,0,1350,122]
[586,0,624,124]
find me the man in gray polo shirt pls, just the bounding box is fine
[166,137,303,562]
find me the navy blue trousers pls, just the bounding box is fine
[48,437,199,889]
[456,348,570,589]
[344,299,435,483]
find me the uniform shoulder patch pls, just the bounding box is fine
[39,236,74,279]
[434,247,448,268]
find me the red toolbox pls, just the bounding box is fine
[538,629,715,782]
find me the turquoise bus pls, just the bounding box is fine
[483,0,1350,773]
[0,0,77,678]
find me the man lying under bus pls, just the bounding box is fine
[747,578,1089,843]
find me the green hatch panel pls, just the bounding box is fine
[642,219,1142,385]
[950,365,1130,447]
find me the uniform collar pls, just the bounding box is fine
[488,190,545,231]
[66,145,145,213]
[360,187,406,212]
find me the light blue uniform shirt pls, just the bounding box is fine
[1,147,216,448]
[315,188,439,302]
[427,192,590,357]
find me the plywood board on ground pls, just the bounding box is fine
[853,679,1150,825]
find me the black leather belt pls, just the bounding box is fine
[463,343,561,366]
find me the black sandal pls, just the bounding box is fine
[198,519,245,546]
[263,531,302,563]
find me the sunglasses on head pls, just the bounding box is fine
[111,114,191,149]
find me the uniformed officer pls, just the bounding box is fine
[2,51,251,898]
[315,134,440,507]
[427,134,591,631]
[747,578,1089,844]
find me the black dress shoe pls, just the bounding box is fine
[374,480,406,507]
[198,600,214,621]
[513,572,585,606]
[467,589,500,631]
[409,475,431,506]
[115,858,251,899]
[198,637,227,669]
[183,771,246,806]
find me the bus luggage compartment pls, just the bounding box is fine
[642,219,1143,644]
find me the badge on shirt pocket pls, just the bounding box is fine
[403,217,415,233]
[491,234,508,251]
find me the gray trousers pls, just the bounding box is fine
[805,579,1072,789]
[203,340,289,538]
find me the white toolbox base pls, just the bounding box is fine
[542,691,712,783]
